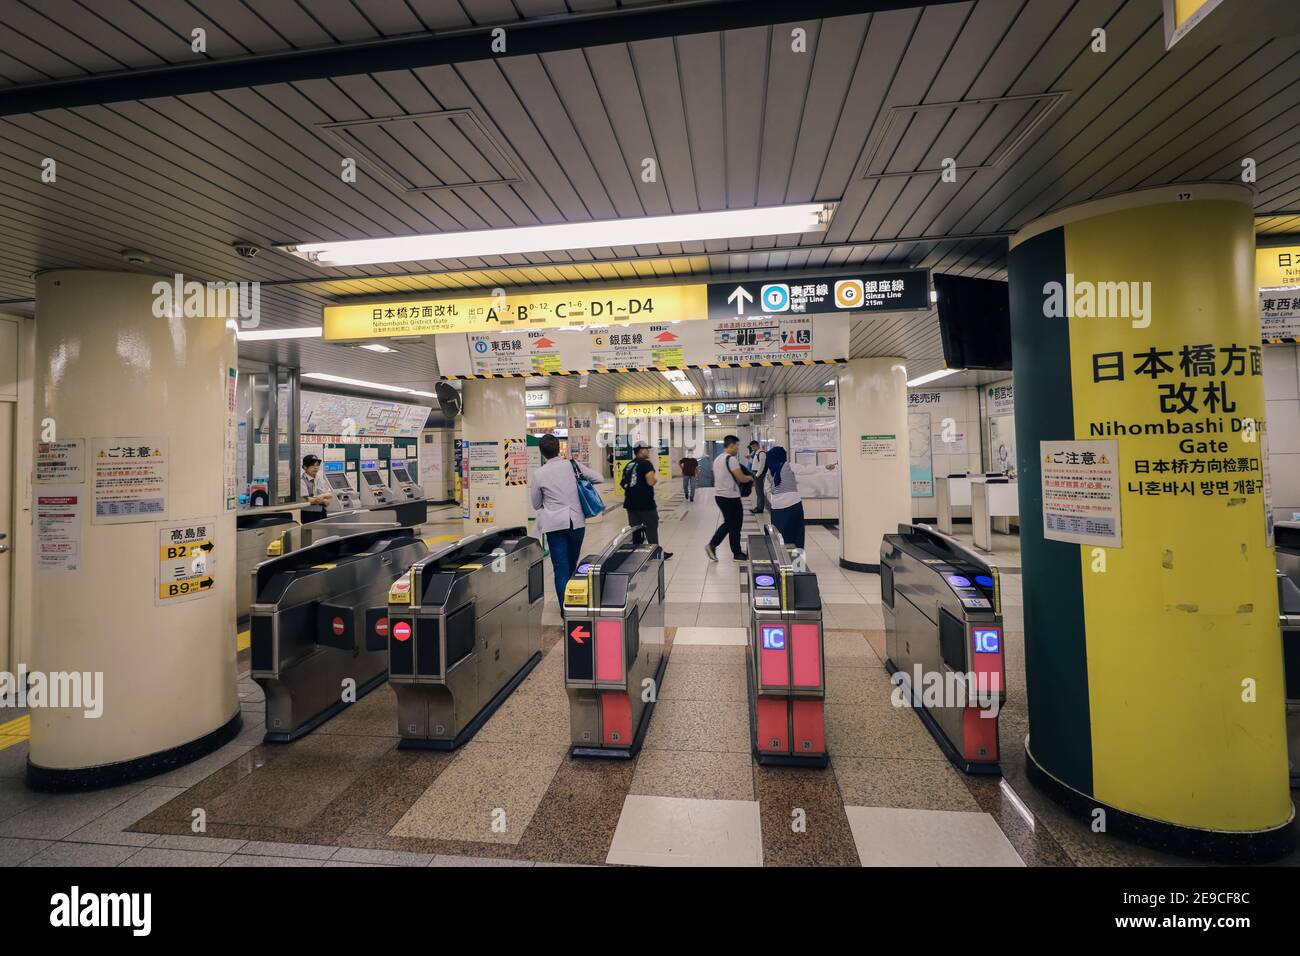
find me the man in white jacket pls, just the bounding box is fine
[529,433,604,605]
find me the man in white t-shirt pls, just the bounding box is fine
[705,435,752,561]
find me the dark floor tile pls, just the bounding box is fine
[315,683,400,737]
[752,762,859,867]
[515,757,637,865]
[963,774,1074,867]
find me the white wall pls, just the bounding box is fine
[1265,343,1300,524]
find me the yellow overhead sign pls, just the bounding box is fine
[615,401,702,418]
[324,283,709,340]
[1257,245,1300,288]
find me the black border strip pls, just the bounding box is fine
[1026,742,1297,864]
[26,710,243,793]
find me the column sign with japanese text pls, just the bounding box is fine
[92,437,168,525]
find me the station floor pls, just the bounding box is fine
[1,489,1296,867]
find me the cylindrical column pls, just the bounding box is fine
[461,378,528,532]
[564,402,599,470]
[836,357,910,570]
[29,270,240,789]
[770,394,789,449]
[1009,183,1292,860]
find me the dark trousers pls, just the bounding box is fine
[771,501,806,549]
[708,495,745,557]
[626,507,659,544]
[752,470,767,511]
[545,526,585,606]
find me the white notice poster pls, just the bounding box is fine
[466,440,501,525]
[1040,439,1122,547]
[224,368,239,510]
[35,439,85,484]
[92,437,168,524]
[35,488,82,572]
[859,434,899,459]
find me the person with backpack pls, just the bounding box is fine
[705,435,753,561]
[762,445,806,549]
[529,433,605,605]
[621,441,672,559]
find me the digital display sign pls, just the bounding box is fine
[973,627,1001,654]
[761,624,786,651]
[754,573,776,588]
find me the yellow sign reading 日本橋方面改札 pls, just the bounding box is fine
[324,283,709,340]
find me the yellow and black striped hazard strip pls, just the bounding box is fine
[503,438,526,485]
[1264,337,1299,345]
[441,358,847,380]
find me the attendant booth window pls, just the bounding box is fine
[238,361,302,509]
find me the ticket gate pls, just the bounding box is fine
[880,523,1006,774]
[563,525,666,758]
[745,525,827,767]
[250,527,429,742]
[236,510,298,621]
[265,510,399,559]
[1275,521,1300,787]
[386,528,545,749]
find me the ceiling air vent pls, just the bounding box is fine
[319,109,525,194]
[859,91,1068,181]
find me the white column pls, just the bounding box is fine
[837,357,911,570]
[770,394,789,449]
[29,270,239,787]
[462,378,528,532]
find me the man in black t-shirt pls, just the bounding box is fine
[621,442,672,559]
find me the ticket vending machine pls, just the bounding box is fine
[323,460,361,512]
[880,523,1006,773]
[358,459,395,507]
[563,525,666,758]
[388,462,424,502]
[745,525,827,766]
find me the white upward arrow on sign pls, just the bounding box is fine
[727,286,753,314]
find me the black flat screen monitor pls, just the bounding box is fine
[392,467,411,483]
[362,471,383,487]
[934,273,1012,370]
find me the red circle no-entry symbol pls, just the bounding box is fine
[393,621,412,642]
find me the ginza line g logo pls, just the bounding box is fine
[50,886,151,937]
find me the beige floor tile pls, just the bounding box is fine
[660,658,747,702]
[643,698,750,754]
[832,756,980,811]
[389,741,565,845]
[607,794,762,866]
[843,806,1024,866]
[630,750,755,801]
[671,626,748,646]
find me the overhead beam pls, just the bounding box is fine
[0,0,967,117]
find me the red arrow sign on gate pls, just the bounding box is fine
[569,624,589,644]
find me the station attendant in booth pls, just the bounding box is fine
[299,454,333,522]
[529,433,605,605]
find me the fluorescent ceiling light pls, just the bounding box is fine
[302,372,433,400]
[660,369,697,396]
[907,368,963,387]
[281,203,836,267]
[236,326,322,341]
[358,343,397,353]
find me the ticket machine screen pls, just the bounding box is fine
[327,474,351,491]
[362,471,383,487]
[392,467,411,483]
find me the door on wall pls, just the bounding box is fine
[0,403,12,674]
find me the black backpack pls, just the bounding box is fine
[729,455,754,498]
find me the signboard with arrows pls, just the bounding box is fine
[706,270,929,318]
[157,518,218,605]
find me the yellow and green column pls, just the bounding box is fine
[1008,183,1293,860]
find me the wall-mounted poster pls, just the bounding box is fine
[908,412,934,497]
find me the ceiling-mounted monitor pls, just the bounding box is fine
[435,380,462,418]
[933,273,1012,371]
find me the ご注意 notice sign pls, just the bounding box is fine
[158,518,216,604]
[93,437,168,524]
[1040,440,1122,547]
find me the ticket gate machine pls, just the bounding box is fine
[880,523,1006,774]
[563,525,666,758]
[388,463,424,502]
[265,510,399,559]
[250,527,429,742]
[236,510,298,620]
[745,525,827,767]
[386,528,545,749]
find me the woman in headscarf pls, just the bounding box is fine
[762,445,805,549]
